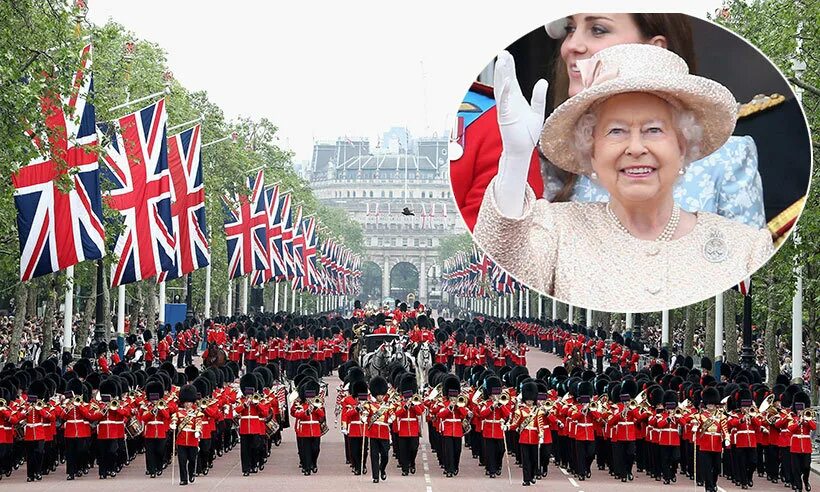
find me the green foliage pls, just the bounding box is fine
[438,232,474,263]
[0,8,362,311]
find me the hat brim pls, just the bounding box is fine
[539,74,737,175]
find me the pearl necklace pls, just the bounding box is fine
[607,203,680,242]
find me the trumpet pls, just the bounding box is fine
[250,393,262,405]
[34,400,46,411]
[72,395,84,406]
[802,408,815,420]
[310,396,324,409]
[497,391,511,406]
[156,399,168,410]
[409,394,423,406]
[455,394,469,408]
[109,399,120,411]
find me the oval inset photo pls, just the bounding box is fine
[449,12,812,313]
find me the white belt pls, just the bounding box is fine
[372,422,390,427]
[240,416,260,420]
[443,419,461,423]
[0,426,10,430]
[703,432,721,436]
[792,434,810,439]
[148,421,164,425]
[350,420,363,425]
[485,419,503,423]
[101,420,122,425]
[27,423,45,427]
[66,420,86,424]
[617,422,634,426]
[736,430,755,434]
[659,428,677,433]
[301,420,319,424]
[400,418,417,422]
[577,423,593,427]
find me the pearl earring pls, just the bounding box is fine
[590,172,598,180]
[678,167,685,175]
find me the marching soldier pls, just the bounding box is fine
[727,388,758,489]
[362,376,392,483]
[291,377,325,476]
[477,375,509,478]
[394,374,423,476]
[341,379,369,475]
[433,374,469,478]
[508,381,543,486]
[689,387,726,492]
[58,379,93,480]
[23,380,53,482]
[171,384,202,486]
[236,373,269,476]
[786,391,814,492]
[140,380,171,478]
[91,379,130,479]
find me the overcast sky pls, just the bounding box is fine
[89,0,725,162]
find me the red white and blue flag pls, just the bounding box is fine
[301,217,319,291]
[223,170,268,280]
[101,98,174,286]
[12,44,105,281]
[251,184,286,286]
[279,192,295,280]
[290,206,305,287]
[159,124,209,282]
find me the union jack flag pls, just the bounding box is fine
[251,184,286,286]
[158,124,209,282]
[101,98,175,286]
[12,44,105,281]
[289,205,303,284]
[279,192,295,280]
[300,216,319,291]
[223,170,268,280]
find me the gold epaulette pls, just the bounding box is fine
[768,196,806,248]
[737,93,786,119]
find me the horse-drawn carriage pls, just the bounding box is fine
[358,333,414,379]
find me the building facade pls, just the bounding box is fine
[309,136,463,304]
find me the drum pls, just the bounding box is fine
[126,416,144,438]
[320,421,329,436]
[266,418,280,437]
[15,422,25,440]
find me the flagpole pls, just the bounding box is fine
[283,282,289,314]
[291,283,296,313]
[204,264,212,319]
[63,266,75,354]
[227,280,233,317]
[241,277,249,315]
[158,281,166,325]
[714,295,724,378]
[117,284,126,339]
[662,310,670,348]
[552,298,557,320]
[273,281,280,314]
[740,280,753,370]
[299,291,303,315]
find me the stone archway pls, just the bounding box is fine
[389,261,419,303]
[360,261,383,302]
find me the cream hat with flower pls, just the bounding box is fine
[539,43,737,175]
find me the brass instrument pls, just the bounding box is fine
[34,400,46,411]
[455,394,469,408]
[497,391,511,406]
[251,393,262,405]
[0,398,6,410]
[156,399,168,410]
[108,399,120,411]
[72,395,84,406]
[311,396,324,409]
[409,394,423,406]
[803,408,815,420]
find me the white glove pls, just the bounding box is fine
[501,423,509,432]
[170,424,177,430]
[195,431,201,439]
[724,439,730,447]
[493,50,549,218]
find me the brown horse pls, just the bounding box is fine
[203,342,227,368]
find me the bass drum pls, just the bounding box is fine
[126,416,144,439]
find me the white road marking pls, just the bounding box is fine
[568,477,580,487]
[560,467,569,475]
[421,442,433,490]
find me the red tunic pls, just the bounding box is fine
[291,402,325,438]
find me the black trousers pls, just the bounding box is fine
[698,450,721,491]
[442,435,461,473]
[96,439,118,477]
[246,359,257,373]
[575,440,595,477]
[538,443,551,476]
[177,445,197,483]
[144,437,165,474]
[596,356,604,373]
[26,440,45,479]
[176,350,186,368]
[64,437,88,477]
[197,438,211,473]
[396,436,418,473]
[240,434,257,473]
[520,443,538,483]
[792,453,811,491]
[349,436,367,473]
[298,436,320,472]
[660,445,680,481]
[483,437,504,475]
[370,438,389,480]
[780,447,792,483]
[734,446,756,486]
[765,444,779,480]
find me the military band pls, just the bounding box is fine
[0,310,817,492]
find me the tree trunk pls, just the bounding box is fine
[8,282,28,364]
[40,275,58,363]
[144,279,157,333]
[724,290,738,364]
[102,266,112,341]
[704,298,715,361]
[684,304,695,356]
[130,283,143,334]
[765,272,778,384]
[27,281,38,318]
[77,272,97,354]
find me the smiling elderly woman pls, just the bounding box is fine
[473,44,773,312]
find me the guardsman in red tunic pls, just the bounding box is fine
[96,342,111,374]
[23,381,54,482]
[607,380,639,482]
[290,379,325,476]
[570,382,600,481]
[655,390,682,484]
[341,380,369,475]
[727,389,758,490]
[786,391,815,492]
[509,381,545,486]
[0,386,20,479]
[58,380,94,480]
[361,376,393,483]
[143,329,155,367]
[171,384,202,486]
[139,381,170,478]
[478,376,511,478]
[235,373,270,476]
[352,300,366,320]
[686,387,726,492]
[394,375,424,476]
[90,379,130,479]
[433,375,469,478]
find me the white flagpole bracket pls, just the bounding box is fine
[109,87,170,113]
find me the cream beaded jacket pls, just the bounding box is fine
[473,177,774,312]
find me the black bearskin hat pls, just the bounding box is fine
[351,379,369,400]
[442,374,460,397]
[99,379,118,399]
[701,357,713,371]
[521,381,539,402]
[96,342,108,356]
[369,376,388,397]
[185,365,200,383]
[792,391,811,412]
[398,374,418,396]
[179,384,198,404]
[240,373,258,395]
[702,386,720,406]
[663,390,678,409]
[145,380,165,401]
[299,378,320,400]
